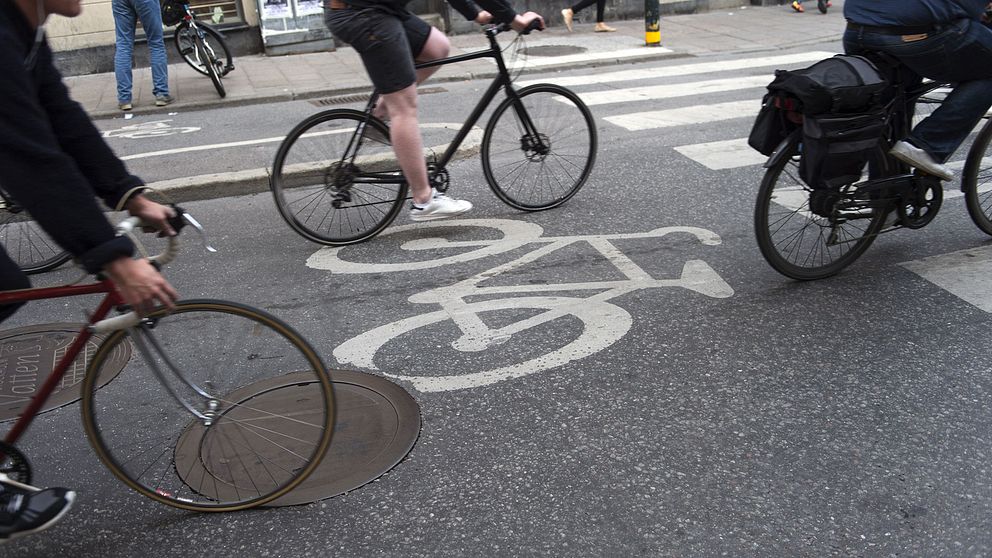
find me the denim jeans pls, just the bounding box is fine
[844,18,992,162]
[112,0,169,103]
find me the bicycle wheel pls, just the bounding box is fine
[195,33,226,98]
[175,22,233,77]
[81,300,335,512]
[0,190,71,274]
[754,138,887,280]
[482,84,597,211]
[271,109,407,245]
[963,118,992,235]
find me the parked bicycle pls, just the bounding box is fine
[754,59,992,281]
[270,22,597,246]
[0,208,335,511]
[165,0,234,98]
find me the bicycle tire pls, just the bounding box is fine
[271,109,406,245]
[963,118,992,235]
[482,84,597,211]
[196,33,226,98]
[175,22,233,78]
[80,300,335,512]
[0,189,71,274]
[754,138,886,280]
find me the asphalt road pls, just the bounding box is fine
[7,42,992,556]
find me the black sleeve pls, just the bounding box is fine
[448,0,517,24]
[0,33,135,274]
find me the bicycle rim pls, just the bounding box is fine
[964,118,992,235]
[0,192,71,274]
[754,141,886,281]
[482,84,597,211]
[271,109,407,245]
[175,23,232,77]
[198,35,226,98]
[81,300,335,511]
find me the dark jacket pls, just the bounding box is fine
[334,0,517,26]
[844,0,986,27]
[0,1,138,274]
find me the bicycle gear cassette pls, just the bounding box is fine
[0,441,32,485]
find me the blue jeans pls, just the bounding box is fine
[844,18,992,162]
[112,0,170,103]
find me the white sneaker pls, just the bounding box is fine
[409,192,472,222]
[889,140,954,181]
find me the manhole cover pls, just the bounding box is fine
[520,45,587,57]
[172,369,420,506]
[0,324,130,421]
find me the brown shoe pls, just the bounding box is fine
[561,8,573,32]
[594,22,616,32]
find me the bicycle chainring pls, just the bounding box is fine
[428,164,450,193]
[897,176,942,229]
[0,441,32,485]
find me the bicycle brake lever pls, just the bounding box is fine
[174,208,217,253]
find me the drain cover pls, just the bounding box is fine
[269,369,421,505]
[520,45,587,57]
[0,324,130,421]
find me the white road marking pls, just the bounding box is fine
[604,100,757,131]
[518,51,835,87]
[674,138,767,170]
[900,245,992,313]
[573,75,770,106]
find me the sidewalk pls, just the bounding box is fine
[66,2,847,119]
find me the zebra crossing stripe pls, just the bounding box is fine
[900,245,992,313]
[674,138,767,170]
[576,75,771,107]
[519,51,835,88]
[604,100,757,131]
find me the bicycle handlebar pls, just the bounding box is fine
[491,17,544,36]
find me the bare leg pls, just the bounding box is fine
[379,84,432,204]
[375,28,449,121]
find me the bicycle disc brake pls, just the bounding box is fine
[0,441,32,485]
[521,133,551,161]
[325,161,356,208]
[897,175,942,229]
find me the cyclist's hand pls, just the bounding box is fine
[104,257,179,314]
[511,12,544,33]
[475,10,493,24]
[125,194,177,237]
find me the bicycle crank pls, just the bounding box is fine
[897,175,942,229]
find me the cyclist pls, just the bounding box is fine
[324,0,545,222]
[0,0,179,540]
[843,0,992,182]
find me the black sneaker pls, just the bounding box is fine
[0,478,75,542]
[817,0,827,13]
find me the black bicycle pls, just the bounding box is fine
[269,23,597,246]
[0,187,71,274]
[171,2,234,98]
[754,61,992,280]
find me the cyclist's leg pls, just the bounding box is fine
[411,24,448,84]
[381,84,432,204]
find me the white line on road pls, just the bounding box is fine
[604,100,757,131]
[573,75,771,106]
[518,51,835,88]
[674,138,767,170]
[900,245,992,313]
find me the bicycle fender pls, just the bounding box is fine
[764,129,801,169]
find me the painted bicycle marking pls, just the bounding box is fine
[308,219,734,392]
[102,120,201,139]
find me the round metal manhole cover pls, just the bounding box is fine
[0,324,130,421]
[520,45,588,57]
[172,369,420,506]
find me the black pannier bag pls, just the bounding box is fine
[750,54,890,189]
[161,0,185,26]
[748,94,801,156]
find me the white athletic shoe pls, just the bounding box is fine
[889,140,954,181]
[409,191,472,222]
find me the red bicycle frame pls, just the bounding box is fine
[0,280,123,445]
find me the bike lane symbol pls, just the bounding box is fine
[307,219,734,392]
[102,120,201,139]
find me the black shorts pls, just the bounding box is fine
[324,7,431,94]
